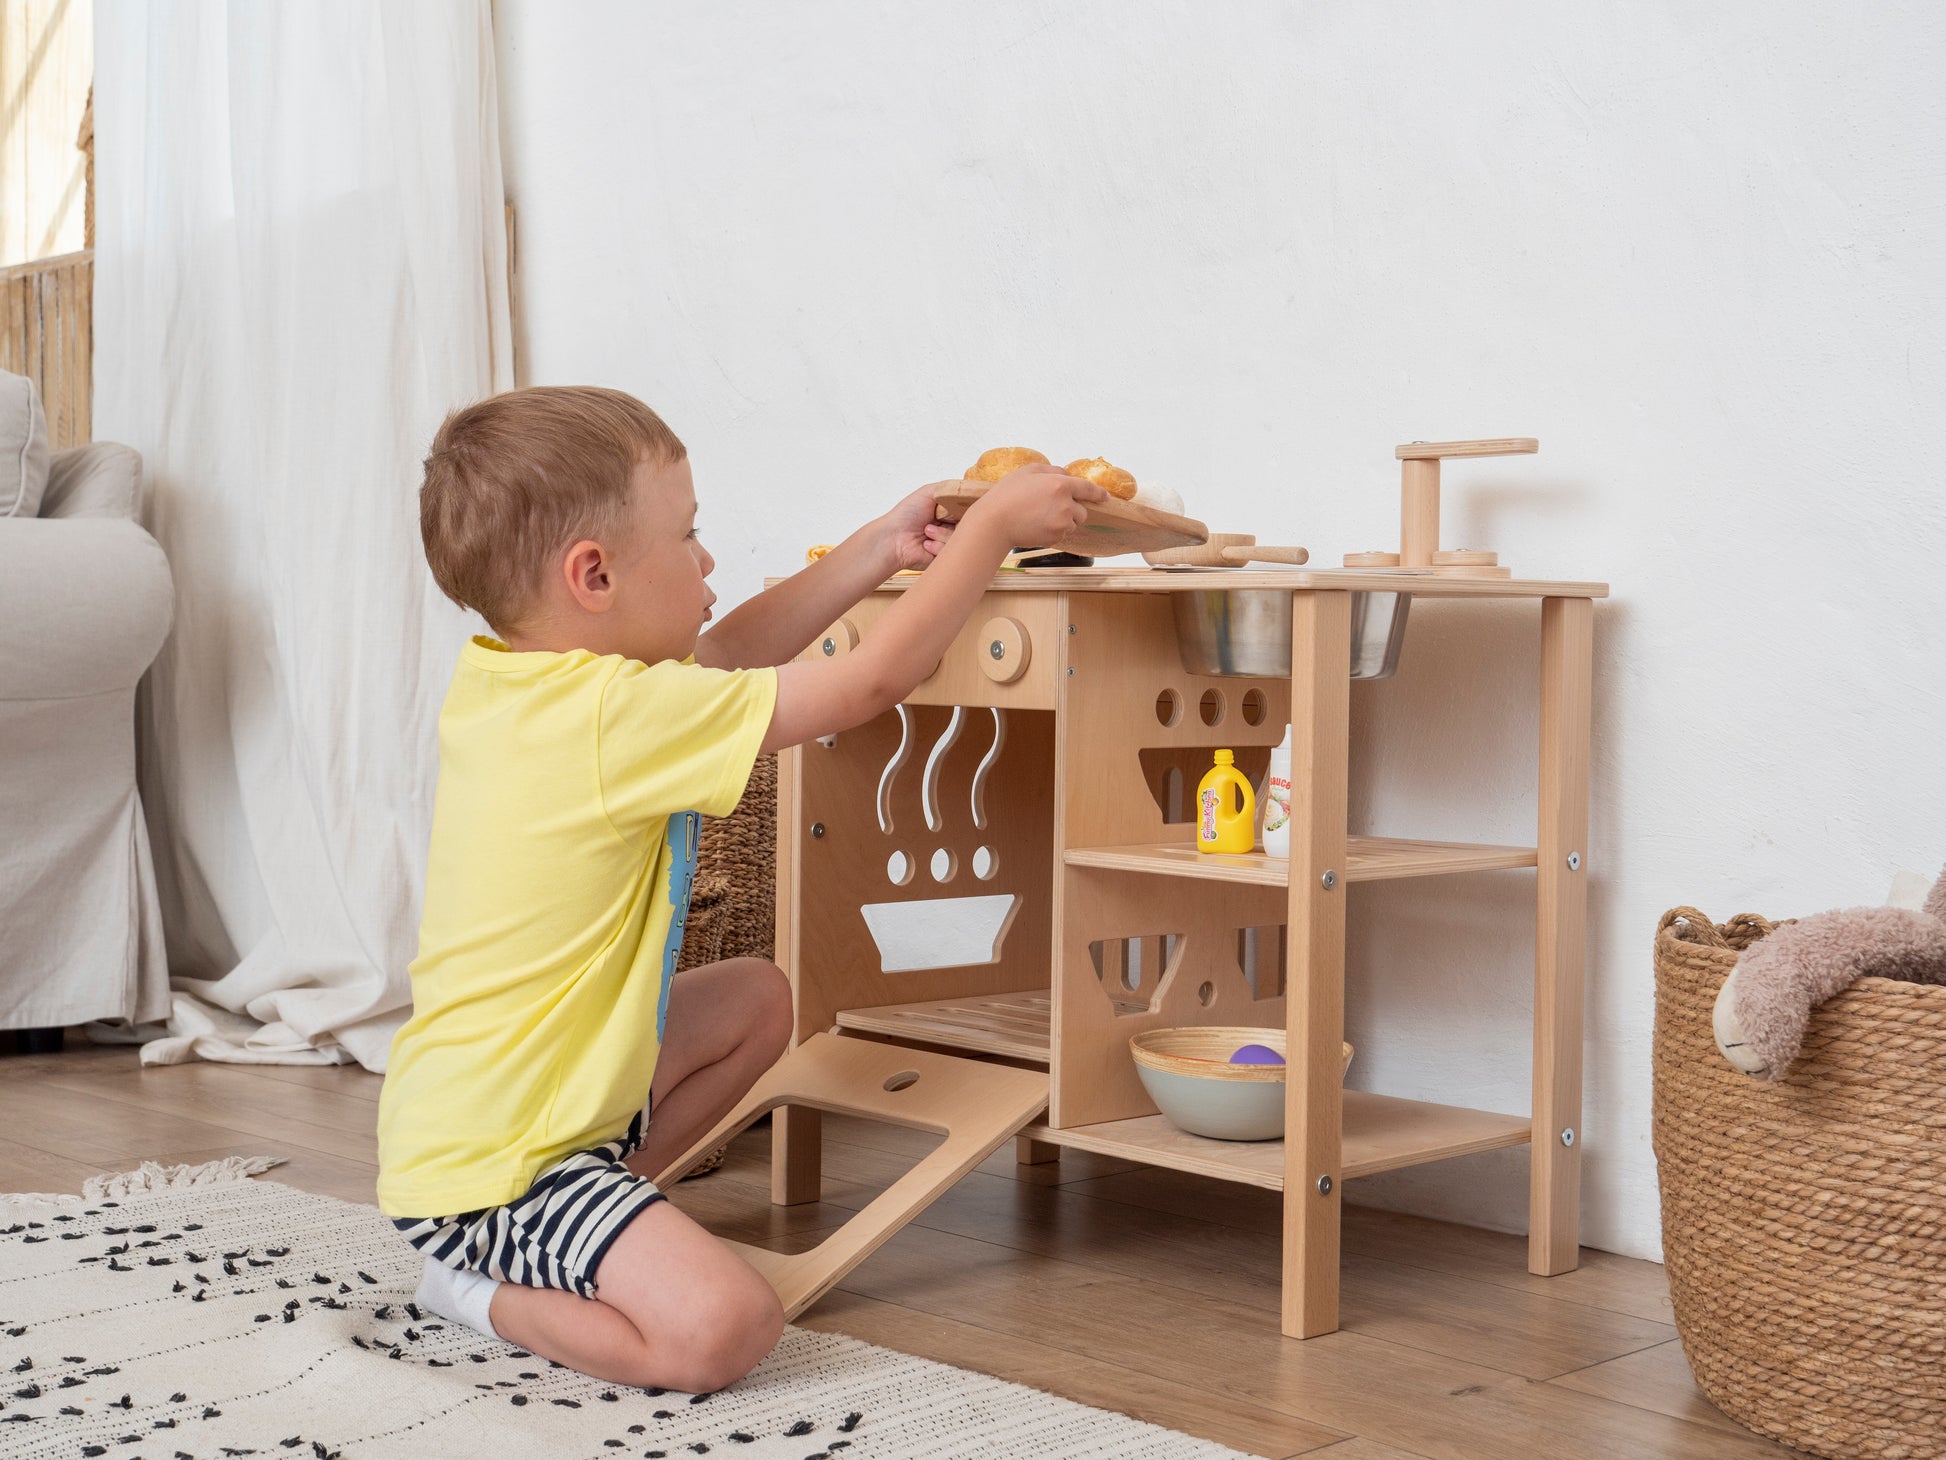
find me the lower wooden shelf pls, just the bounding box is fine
[834,989,1050,1064]
[832,991,1531,1190]
[1023,1092,1532,1191]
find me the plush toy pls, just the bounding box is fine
[1713,864,1946,1079]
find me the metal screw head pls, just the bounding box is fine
[810,822,826,839]
[1316,1175,1333,1195]
[1567,851,1582,871]
[1067,623,1078,634]
[1067,666,1076,677]
[821,637,837,657]
[1560,1127,1576,1148]
[1321,870,1338,891]
[989,640,1006,661]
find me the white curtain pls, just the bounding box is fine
[92,1,513,1069]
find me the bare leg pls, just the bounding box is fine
[484,959,792,1391]
[487,1201,782,1392]
[626,957,793,1182]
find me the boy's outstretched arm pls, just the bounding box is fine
[696,484,952,672]
[758,466,1105,755]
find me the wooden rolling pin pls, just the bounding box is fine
[1145,533,1310,568]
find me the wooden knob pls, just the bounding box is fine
[977,617,1031,684]
[815,618,858,660]
[1431,548,1511,578]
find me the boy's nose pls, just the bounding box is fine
[699,544,716,577]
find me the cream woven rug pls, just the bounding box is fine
[1,1162,1248,1459]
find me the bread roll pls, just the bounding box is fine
[966,446,1050,482]
[1064,457,1138,501]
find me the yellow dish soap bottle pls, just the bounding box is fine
[1197,749,1256,854]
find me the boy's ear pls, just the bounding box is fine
[562,539,613,613]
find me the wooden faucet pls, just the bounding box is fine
[1345,437,1538,577]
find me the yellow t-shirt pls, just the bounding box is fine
[375,637,778,1217]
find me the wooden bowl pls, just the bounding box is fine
[1129,1027,1353,1141]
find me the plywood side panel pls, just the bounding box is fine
[791,704,1055,1041]
[1050,592,1292,1127]
[1054,592,1289,850]
[1052,867,1289,1126]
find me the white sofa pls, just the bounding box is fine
[0,370,174,1049]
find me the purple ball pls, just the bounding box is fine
[1229,1043,1285,1066]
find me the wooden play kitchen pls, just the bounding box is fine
[663,438,1606,1340]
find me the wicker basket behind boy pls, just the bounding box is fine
[374,387,1102,1393]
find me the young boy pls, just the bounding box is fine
[376,386,1103,1394]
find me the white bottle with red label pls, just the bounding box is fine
[1261,725,1293,858]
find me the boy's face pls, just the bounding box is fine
[605,454,716,664]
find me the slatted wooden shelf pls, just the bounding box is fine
[1021,1091,1533,1191]
[835,989,1051,1064]
[1063,836,1540,886]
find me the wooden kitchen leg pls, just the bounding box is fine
[1016,1136,1061,1165]
[1283,590,1351,1338]
[769,742,824,1205]
[1531,596,1591,1275]
[771,1106,823,1206]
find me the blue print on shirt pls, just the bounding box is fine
[656,811,701,1044]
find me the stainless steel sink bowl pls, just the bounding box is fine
[1172,589,1410,679]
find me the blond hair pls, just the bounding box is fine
[419,386,686,631]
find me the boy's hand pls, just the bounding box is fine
[878,482,960,572]
[973,464,1108,549]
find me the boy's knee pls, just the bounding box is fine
[727,1276,786,1367]
[671,1276,784,1392]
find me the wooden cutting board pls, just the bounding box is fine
[932,480,1208,558]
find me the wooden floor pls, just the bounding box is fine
[0,1043,1795,1460]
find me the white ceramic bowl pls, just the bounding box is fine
[1134,1061,1286,1140]
[1129,1027,1351,1142]
[1131,1026,1287,1141]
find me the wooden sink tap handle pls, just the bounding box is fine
[1392,438,1538,568]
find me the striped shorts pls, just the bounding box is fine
[391,1101,666,1299]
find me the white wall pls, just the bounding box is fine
[494,1,1946,1260]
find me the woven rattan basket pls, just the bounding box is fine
[677,755,778,973]
[672,755,777,1178]
[1653,907,1946,1458]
